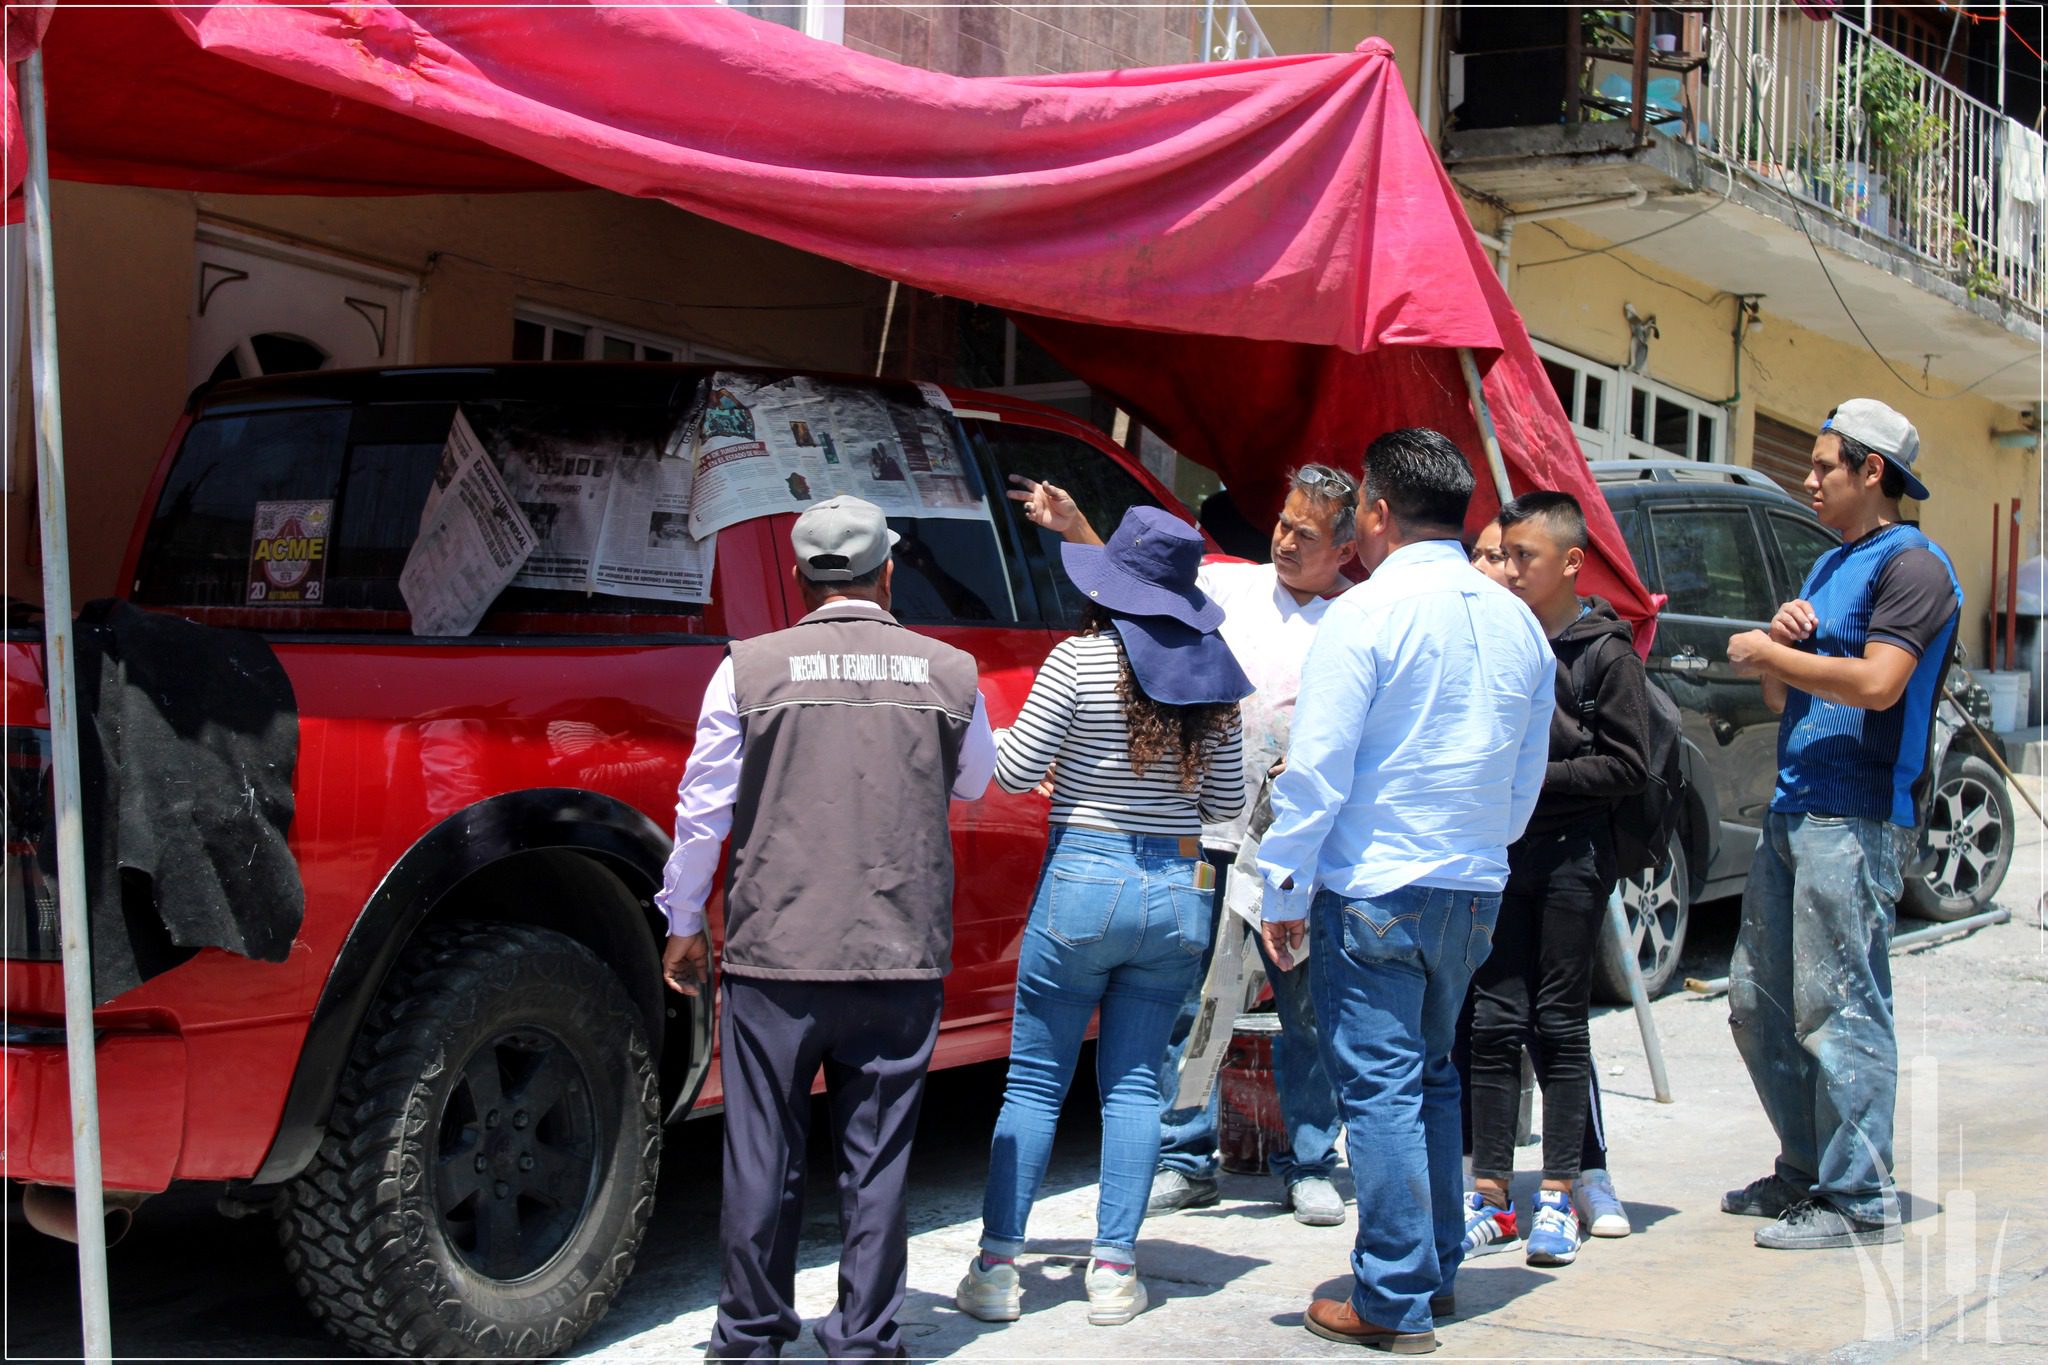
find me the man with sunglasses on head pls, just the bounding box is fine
[1009,465,1357,1227]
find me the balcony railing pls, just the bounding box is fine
[1203,0,1276,62]
[1692,4,2045,314]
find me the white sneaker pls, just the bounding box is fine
[955,1255,1021,1322]
[1084,1260,1149,1325]
[1572,1168,1633,1238]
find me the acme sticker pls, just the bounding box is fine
[246,499,333,606]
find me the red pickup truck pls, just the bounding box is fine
[3,363,1181,1357]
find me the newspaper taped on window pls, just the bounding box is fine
[688,373,989,539]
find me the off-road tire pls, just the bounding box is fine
[277,922,659,1360]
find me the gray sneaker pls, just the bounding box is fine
[1721,1173,1804,1219]
[1285,1176,1346,1227]
[1146,1169,1219,1215]
[1755,1199,1902,1250]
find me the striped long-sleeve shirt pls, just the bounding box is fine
[995,633,1245,837]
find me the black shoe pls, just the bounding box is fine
[1429,1294,1454,1319]
[1755,1199,1902,1250]
[1721,1173,1804,1219]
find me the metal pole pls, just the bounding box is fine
[1685,905,2015,997]
[1606,888,1673,1103]
[21,49,116,1365]
[1456,347,1514,503]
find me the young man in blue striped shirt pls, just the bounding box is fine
[1723,398,1961,1251]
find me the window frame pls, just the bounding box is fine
[1642,501,1777,625]
[964,411,1168,629]
[1530,338,1727,465]
[511,303,762,367]
[1763,509,1841,603]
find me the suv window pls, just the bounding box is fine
[1647,505,1775,622]
[136,399,706,627]
[966,419,1160,627]
[1767,512,1839,599]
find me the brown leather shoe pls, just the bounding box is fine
[1304,1297,1438,1353]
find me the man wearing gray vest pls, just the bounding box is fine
[658,495,996,1359]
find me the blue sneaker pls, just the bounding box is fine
[1525,1188,1583,1266]
[1460,1191,1520,1259]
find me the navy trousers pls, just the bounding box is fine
[708,975,944,1361]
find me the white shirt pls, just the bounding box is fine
[1195,560,1336,852]
[1254,540,1554,919]
[654,601,998,937]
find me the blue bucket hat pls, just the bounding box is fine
[1062,507,1250,706]
[1111,615,1254,707]
[1059,506,1225,631]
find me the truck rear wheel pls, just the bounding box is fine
[278,922,659,1359]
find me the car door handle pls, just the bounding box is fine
[1667,651,1709,673]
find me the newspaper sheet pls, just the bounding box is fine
[590,440,714,602]
[688,373,988,539]
[401,408,539,637]
[498,411,715,604]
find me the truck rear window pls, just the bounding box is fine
[133,399,711,633]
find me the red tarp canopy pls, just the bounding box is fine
[3,0,1657,637]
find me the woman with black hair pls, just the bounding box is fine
[956,506,1249,1328]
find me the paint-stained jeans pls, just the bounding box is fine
[1729,811,1907,1224]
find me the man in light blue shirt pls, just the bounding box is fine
[1256,428,1553,1353]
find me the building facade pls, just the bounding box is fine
[1424,0,2040,662]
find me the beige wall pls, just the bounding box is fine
[1502,211,2039,662]
[844,2,1198,75]
[1258,1,1424,82]
[5,184,892,604]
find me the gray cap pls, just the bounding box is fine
[1823,398,1928,500]
[791,495,899,581]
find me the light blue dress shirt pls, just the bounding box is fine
[1255,539,1555,919]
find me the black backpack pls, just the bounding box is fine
[1570,637,1686,881]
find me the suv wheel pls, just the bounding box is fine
[1906,753,2015,923]
[278,922,660,1359]
[1593,836,1690,1004]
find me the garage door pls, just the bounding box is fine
[1751,414,1812,497]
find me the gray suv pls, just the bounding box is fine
[1590,460,2013,1000]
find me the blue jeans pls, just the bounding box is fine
[1310,883,1499,1335]
[980,826,1211,1264]
[1158,860,1341,1188]
[1730,811,1905,1225]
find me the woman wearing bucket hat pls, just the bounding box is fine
[958,506,1252,1328]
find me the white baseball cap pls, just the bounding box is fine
[791,496,899,581]
[1822,399,1928,500]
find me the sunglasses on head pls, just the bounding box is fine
[1296,465,1357,506]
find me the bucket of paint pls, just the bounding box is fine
[1217,1014,1287,1175]
[1982,670,2028,733]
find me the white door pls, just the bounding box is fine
[190,231,414,390]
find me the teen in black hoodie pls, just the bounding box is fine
[1461,493,1649,1269]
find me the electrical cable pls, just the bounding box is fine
[1733,61,2037,402]
[1523,219,1731,305]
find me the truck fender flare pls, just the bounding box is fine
[246,789,710,1188]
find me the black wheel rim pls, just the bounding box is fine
[1920,774,2006,903]
[432,1027,601,1281]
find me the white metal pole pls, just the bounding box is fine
[1455,347,1514,502]
[1998,2,2009,112]
[21,48,116,1365]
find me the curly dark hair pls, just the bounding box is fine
[1081,607,1238,791]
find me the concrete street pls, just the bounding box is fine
[8,787,2043,1362]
